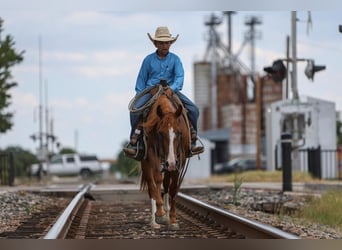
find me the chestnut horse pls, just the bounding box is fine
[140,88,190,230]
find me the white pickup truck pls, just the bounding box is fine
[30,154,103,179]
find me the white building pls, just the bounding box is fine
[184,138,213,180]
[266,96,337,179]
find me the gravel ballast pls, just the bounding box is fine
[0,186,341,239]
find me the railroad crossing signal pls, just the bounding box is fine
[264,59,326,82]
[263,60,287,82]
[304,59,326,81]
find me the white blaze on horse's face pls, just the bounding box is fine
[167,125,176,171]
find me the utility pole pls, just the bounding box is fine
[74,130,78,152]
[255,75,262,170]
[285,35,290,100]
[38,35,43,157]
[45,79,49,158]
[244,16,262,100]
[223,11,236,54]
[36,35,44,180]
[205,13,222,130]
[291,11,299,101]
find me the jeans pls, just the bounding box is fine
[129,91,199,136]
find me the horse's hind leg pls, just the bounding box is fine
[163,192,170,218]
[168,174,180,230]
[168,197,179,230]
[162,172,171,219]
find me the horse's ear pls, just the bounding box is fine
[157,105,163,118]
[175,105,183,118]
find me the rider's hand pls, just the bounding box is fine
[149,86,158,96]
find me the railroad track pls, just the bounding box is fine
[1,184,299,239]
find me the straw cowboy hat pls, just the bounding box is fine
[147,26,179,43]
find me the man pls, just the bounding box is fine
[123,26,204,157]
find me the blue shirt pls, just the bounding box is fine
[135,51,184,94]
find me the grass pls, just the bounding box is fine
[299,189,342,232]
[209,170,342,233]
[210,170,316,183]
[232,174,243,206]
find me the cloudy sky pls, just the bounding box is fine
[0,1,341,159]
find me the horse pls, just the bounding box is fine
[140,87,191,230]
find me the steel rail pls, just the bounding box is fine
[43,183,93,239]
[177,192,300,239]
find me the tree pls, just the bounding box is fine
[111,140,140,177]
[59,147,77,155]
[0,18,24,133]
[1,146,38,177]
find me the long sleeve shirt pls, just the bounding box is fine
[135,51,184,94]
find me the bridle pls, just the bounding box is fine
[157,128,183,173]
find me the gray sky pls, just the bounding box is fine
[1,1,342,159]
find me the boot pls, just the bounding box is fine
[123,126,142,156]
[190,127,204,155]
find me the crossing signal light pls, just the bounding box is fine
[304,59,326,81]
[263,59,287,82]
[30,134,36,141]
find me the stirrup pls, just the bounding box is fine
[123,140,145,161]
[123,145,137,156]
[189,136,205,157]
[191,145,204,155]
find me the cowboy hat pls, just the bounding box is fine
[147,26,179,43]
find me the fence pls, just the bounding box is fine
[297,147,341,180]
[0,152,15,186]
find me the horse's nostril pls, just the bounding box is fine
[165,161,169,167]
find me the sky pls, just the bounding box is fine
[0,1,342,159]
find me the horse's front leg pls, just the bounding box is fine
[141,158,166,228]
[153,168,169,226]
[150,198,160,229]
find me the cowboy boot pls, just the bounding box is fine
[123,125,142,156]
[190,127,204,155]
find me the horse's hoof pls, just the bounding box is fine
[151,222,161,229]
[155,214,169,225]
[168,223,179,230]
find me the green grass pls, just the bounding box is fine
[299,189,342,232]
[232,174,243,206]
[209,170,342,232]
[210,170,315,183]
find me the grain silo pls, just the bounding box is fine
[193,12,283,168]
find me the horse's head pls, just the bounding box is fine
[156,100,185,171]
[143,92,189,171]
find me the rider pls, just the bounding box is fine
[123,26,204,157]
